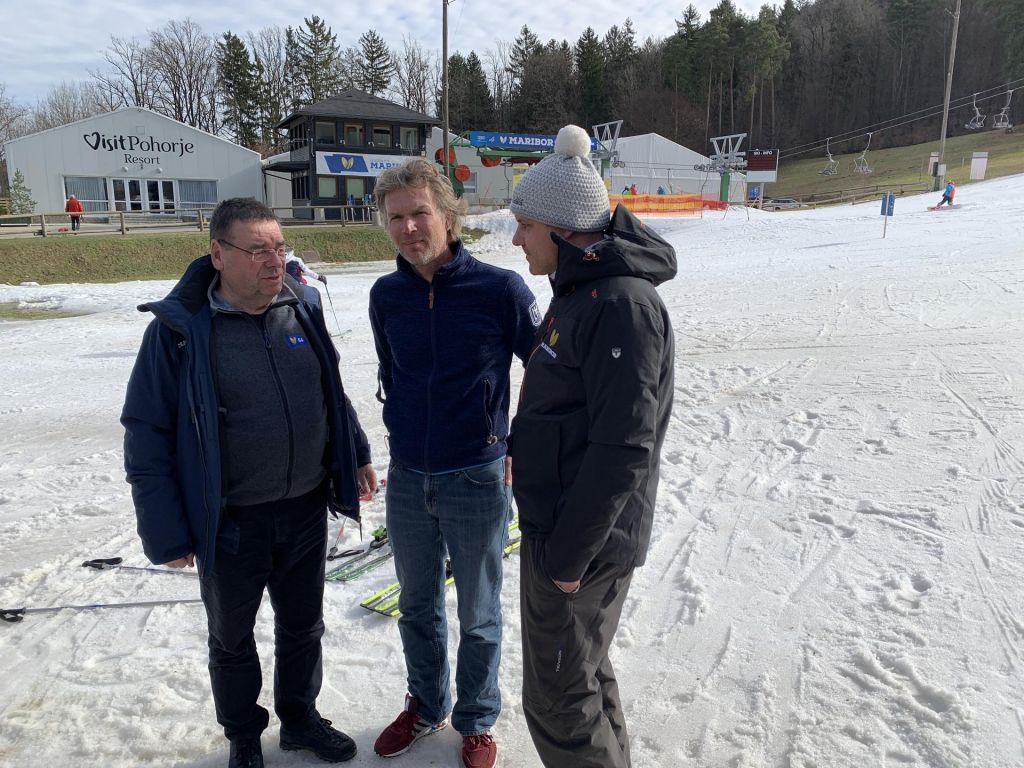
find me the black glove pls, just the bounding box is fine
[318,274,328,285]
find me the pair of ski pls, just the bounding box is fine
[360,518,521,618]
[324,526,391,582]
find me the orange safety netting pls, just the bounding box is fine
[610,193,728,215]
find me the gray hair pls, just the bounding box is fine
[374,158,467,242]
[209,197,279,242]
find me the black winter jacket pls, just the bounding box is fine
[510,205,676,582]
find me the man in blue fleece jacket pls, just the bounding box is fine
[369,159,539,768]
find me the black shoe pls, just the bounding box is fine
[280,715,357,762]
[228,737,264,768]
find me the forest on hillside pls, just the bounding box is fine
[1,0,1022,167]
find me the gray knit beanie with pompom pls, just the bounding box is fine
[509,125,610,232]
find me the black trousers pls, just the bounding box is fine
[199,482,328,740]
[520,538,635,768]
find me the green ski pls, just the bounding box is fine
[360,519,521,617]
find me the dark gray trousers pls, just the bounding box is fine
[200,482,328,740]
[520,538,635,768]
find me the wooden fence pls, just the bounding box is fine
[0,204,378,236]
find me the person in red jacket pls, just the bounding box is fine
[65,195,83,232]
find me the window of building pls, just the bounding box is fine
[63,176,108,211]
[344,124,364,146]
[315,121,336,146]
[372,125,391,148]
[461,172,478,194]
[291,171,309,200]
[290,122,308,150]
[399,127,419,151]
[318,176,340,199]
[179,180,218,211]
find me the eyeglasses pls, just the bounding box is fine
[216,238,292,263]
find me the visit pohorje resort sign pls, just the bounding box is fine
[82,131,197,171]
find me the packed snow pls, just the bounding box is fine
[1,176,1023,767]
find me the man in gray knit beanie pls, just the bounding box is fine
[509,124,677,768]
[510,124,610,234]
[510,125,610,275]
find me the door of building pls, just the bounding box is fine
[111,178,177,213]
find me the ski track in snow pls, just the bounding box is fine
[1,176,1024,767]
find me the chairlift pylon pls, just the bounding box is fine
[853,132,873,174]
[819,136,839,176]
[965,93,986,130]
[992,89,1015,131]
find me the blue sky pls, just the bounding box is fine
[3,0,765,104]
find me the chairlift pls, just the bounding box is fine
[964,93,986,130]
[819,136,839,176]
[992,90,1015,131]
[853,132,873,174]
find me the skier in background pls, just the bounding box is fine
[936,179,956,208]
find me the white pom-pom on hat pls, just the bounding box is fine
[553,125,592,158]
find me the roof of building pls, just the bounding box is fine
[277,89,440,129]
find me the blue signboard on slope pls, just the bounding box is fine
[880,193,895,216]
[469,131,598,151]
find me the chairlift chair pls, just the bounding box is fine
[853,132,873,174]
[819,136,839,176]
[965,93,986,130]
[992,90,1015,131]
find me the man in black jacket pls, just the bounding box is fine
[508,125,676,768]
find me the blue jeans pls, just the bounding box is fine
[386,458,511,735]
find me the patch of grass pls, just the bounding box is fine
[770,130,1024,200]
[0,301,88,320]
[0,225,394,285]
[462,227,489,243]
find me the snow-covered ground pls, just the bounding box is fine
[1,177,1023,768]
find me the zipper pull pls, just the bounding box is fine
[428,285,434,309]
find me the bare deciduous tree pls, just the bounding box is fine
[30,81,107,132]
[90,36,157,109]
[389,35,436,115]
[148,19,219,133]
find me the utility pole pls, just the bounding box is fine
[936,0,962,190]
[442,0,451,182]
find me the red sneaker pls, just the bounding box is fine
[374,694,448,757]
[460,733,497,768]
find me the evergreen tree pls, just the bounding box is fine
[445,52,495,131]
[295,16,344,104]
[575,28,608,129]
[509,25,542,92]
[217,31,261,148]
[356,30,394,96]
[10,169,36,214]
[604,19,638,69]
[284,26,305,109]
[513,40,576,133]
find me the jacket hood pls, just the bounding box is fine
[551,204,677,295]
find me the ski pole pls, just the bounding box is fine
[81,557,195,577]
[1,597,204,623]
[321,280,345,336]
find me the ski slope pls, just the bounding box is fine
[1,176,1023,767]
